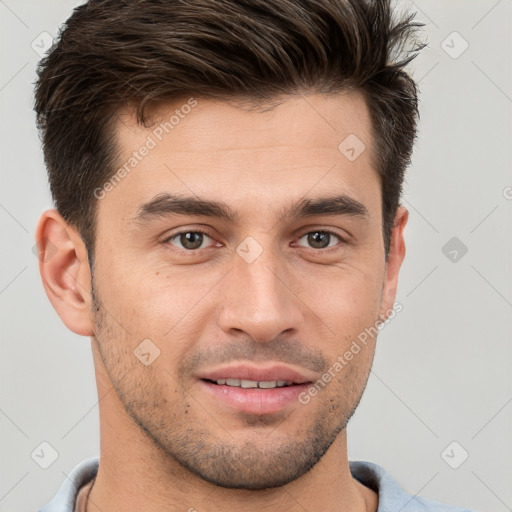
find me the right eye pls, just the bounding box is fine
[164,230,215,251]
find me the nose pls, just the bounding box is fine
[218,244,304,343]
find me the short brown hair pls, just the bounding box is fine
[34,0,425,260]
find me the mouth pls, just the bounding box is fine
[196,364,314,415]
[203,378,301,389]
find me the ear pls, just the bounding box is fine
[379,206,408,320]
[35,209,94,336]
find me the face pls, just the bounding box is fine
[89,92,403,489]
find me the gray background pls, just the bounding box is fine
[1,1,511,511]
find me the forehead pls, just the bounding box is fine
[116,92,373,156]
[100,92,380,225]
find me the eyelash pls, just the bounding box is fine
[163,228,347,254]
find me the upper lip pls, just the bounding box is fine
[197,363,314,384]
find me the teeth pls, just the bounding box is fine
[215,379,294,388]
[241,380,258,388]
[258,381,278,389]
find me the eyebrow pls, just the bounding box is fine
[130,192,369,226]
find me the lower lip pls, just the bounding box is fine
[198,380,311,415]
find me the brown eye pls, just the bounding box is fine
[167,231,211,250]
[297,231,340,249]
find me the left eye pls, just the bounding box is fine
[297,231,341,249]
[166,231,213,250]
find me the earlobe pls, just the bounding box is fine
[35,209,95,336]
[379,206,408,321]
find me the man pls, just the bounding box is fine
[33,0,475,511]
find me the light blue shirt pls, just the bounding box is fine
[38,457,476,511]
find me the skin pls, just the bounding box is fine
[36,91,408,512]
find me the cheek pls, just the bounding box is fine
[93,259,225,370]
[94,252,211,321]
[95,241,384,349]
[296,262,384,331]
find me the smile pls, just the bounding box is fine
[207,379,296,388]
